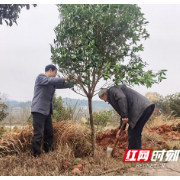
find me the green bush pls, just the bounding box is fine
[87,109,120,132]
[52,95,72,121]
[0,95,8,122]
[27,94,83,123]
[0,126,7,139]
[27,114,33,124]
[92,110,112,127]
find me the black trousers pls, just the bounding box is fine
[128,105,155,149]
[32,112,54,157]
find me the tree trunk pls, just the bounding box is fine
[88,96,95,156]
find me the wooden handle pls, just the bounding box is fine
[119,122,126,135]
[111,122,126,156]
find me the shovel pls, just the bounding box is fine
[107,122,126,157]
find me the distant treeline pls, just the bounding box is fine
[5,101,31,111]
[5,98,112,111]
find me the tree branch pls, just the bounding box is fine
[93,81,114,97]
[72,75,89,96]
[71,88,87,97]
[92,73,102,96]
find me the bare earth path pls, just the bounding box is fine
[99,160,180,176]
[125,161,180,176]
[125,159,180,176]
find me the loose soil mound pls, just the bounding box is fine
[96,128,128,157]
[172,123,180,132]
[96,125,172,157]
[148,124,180,141]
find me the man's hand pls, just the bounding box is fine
[64,77,69,81]
[116,118,128,139]
[64,75,74,81]
[76,75,82,84]
[122,118,128,123]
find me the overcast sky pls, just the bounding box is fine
[0,4,180,102]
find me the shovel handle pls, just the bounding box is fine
[111,122,126,156]
[118,122,126,135]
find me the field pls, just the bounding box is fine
[0,114,180,176]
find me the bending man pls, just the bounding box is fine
[98,85,155,149]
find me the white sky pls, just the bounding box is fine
[0,4,180,101]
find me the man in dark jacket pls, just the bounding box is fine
[98,85,155,149]
[31,64,74,157]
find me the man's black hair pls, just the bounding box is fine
[45,64,57,72]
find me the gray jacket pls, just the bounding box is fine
[31,73,74,116]
[107,85,155,129]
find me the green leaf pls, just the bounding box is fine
[161,77,166,80]
[146,81,152,88]
[73,158,77,165]
[50,45,54,54]
[51,4,165,98]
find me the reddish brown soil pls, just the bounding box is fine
[148,124,180,141]
[95,124,179,157]
[59,159,83,170]
[96,128,128,157]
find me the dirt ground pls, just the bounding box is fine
[96,160,180,176]
[127,160,180,176]
[148,124,180,141]
[96,124,180,176]
[1,122,180,176]
[96,124,180,156]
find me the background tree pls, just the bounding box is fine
[170,99,180,117]
[0,94,8,122]
[87,109,120,132]
[166,93,180,117]
[145,92,161,116]
[51,4,167,155]
[157,94,171,115]
[52,94,71,121]
[0,4,37,26]
[53,94,89,121]
[145,92,171,115]
[145,92,160,104]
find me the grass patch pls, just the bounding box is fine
[1,113,180,175]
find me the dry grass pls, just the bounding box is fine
[0,125,33,156]
[0,120,135,176]
[142,130,169,149]
[1,114,180,176]
[0,121,92,158]
[145,113,180,129]
[142,113,180,150]
[53,121,92,157]
[0,145,134,176]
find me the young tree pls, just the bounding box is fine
[51,4,167,155]
[0,4,37,26]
